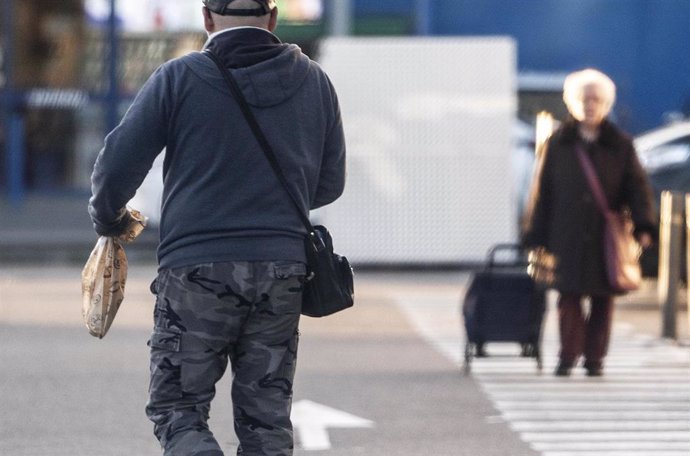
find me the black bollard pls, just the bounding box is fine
[658,191,683,340]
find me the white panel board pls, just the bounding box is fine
[315,37,518,263]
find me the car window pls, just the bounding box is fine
[639,136,690,172]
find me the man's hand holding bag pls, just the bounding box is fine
[81,208,146,338]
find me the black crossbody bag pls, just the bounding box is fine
[204,49,354,317]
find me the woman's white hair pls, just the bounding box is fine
[562,68,616,119]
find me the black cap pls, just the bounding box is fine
[203,0,275,17]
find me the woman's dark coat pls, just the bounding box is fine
[521,119,656,295]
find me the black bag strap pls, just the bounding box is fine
[203,49,315,236]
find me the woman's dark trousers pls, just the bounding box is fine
[557,293,614,369]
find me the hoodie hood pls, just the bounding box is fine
[190,27,310,107]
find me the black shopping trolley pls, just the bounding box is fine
[461,244,546,374]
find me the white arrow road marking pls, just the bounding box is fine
[291,400,374,451]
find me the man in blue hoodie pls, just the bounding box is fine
[88,1,346,454]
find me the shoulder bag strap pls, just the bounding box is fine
[203,49,315,236]
[575,145,610,216]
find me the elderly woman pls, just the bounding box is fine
[522,69,656,377]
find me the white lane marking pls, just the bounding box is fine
[291,400,374,451]
[394,296,466,364]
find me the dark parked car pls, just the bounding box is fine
[635,120,690,201]
[634,120,690,277]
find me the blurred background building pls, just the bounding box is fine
[0,0,688,263]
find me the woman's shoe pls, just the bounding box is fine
[585,366,603,377]
[554,362,572,377]
[584,361,603,377]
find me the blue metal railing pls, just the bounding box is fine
[1,0,22,206]
[1,0,121,206]
[106,0,120,133]
[1,0,430,205]
[414,0,432,35]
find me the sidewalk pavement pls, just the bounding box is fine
[1,195,688,341]
[358,271,690,343]
[615,278,689,340]
[0,266,544,456]
[0,194,158,263]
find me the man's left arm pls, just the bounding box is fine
[88,65,171,236]
[312,83,346,210]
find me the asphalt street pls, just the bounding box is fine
[1,265,688,455]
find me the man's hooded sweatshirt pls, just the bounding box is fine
[89,28,346,268]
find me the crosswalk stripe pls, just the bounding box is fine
[495,401,690,410]
[473,367,690,374]
[502,410,690,420]
[510,420,690,431]
[476,375,690,382]
[482,383,690,391]
[470,359,690,368]
[394,293,690,456]
[532,441,690,451]
[487,391,688,401]
[521,431,690,441]
[540,451,689,456]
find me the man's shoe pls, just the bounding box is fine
[554,362,572,377]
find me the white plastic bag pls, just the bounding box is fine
[81,209,146,338]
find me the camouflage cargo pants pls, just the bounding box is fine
[145,261,306,456]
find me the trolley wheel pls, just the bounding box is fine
[475,342,488,358]
[521,342,538,358]
[463,342,474,375]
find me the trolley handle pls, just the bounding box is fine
[485,243,528,270]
